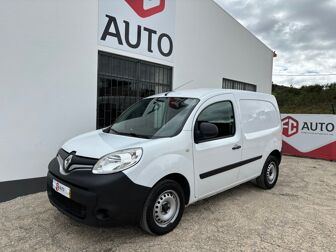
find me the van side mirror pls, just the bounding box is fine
[197,122,219,142]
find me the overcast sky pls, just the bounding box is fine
[215,0,336,87]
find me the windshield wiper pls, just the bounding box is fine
[109,128,120,134]
[120,132,150,139]
[109,128,150,139]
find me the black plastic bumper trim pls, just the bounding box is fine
[47,158,151,226]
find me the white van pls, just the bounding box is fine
[47,89,282,235]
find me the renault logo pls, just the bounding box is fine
[64,155,73,170]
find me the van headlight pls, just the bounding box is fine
[92,148,143,174]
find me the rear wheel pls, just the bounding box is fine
[140,180,185,235]
[256,156,279,189]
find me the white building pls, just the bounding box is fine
[0,0,274,201]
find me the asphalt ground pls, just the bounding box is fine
[0,156,335,251]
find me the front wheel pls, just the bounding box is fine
[255,156,279,189]
[140,180,185,235]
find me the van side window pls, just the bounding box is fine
[195,101,235,142]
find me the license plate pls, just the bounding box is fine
[53,179,71,199]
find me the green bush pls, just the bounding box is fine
[272,83,336,114]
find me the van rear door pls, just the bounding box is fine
[192,94,242,198]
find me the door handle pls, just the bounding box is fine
[232,144,241,150]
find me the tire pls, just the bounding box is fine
[256,155,279,189]
[140,180,185,235]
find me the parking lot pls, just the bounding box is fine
[0,156,335,251]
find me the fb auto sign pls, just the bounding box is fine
[281,114,336,161]
[99,0,176,62]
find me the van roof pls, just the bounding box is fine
[150,88,274,100]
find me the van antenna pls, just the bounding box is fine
[174,80,194,91]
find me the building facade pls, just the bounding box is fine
[0,0,274,201]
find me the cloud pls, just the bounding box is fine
[215,0,336,86]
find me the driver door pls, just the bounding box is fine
[193,94,242,198]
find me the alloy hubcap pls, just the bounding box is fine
[266,161,277,184]
[153,190,180,227]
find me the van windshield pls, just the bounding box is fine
[108,97,199,139]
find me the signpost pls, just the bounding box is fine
[98,0,176,62]
[281,114,336,161]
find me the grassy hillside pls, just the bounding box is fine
[272,83,336,114]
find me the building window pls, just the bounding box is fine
[222,78,257,92]
[97,51,173,129]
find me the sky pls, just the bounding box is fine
[215,0,336,87]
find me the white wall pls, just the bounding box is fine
[174,0,273,93]
[0,0,273,183]
[0,0,98,182]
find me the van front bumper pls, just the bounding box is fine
[47,157,150,226]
